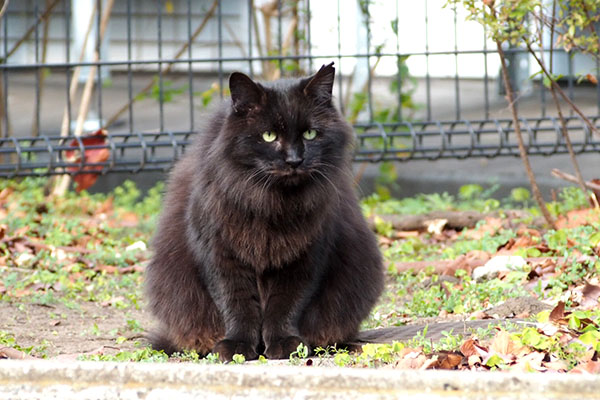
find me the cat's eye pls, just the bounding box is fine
[262,131,277,143]
[303,129,317,141]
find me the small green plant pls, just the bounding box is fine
[231,353,246,364]
[288,342,310,365]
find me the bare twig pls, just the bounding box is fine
[551,168,600,192]
[31,0,53,137]
[52,0,115,196]
[59,4,97,138]
[526,43,600,138]
[103,0,218,129]
[4,0,60,60]
[0,0,9,19]
[496,40,556,228]
[527,14,589,201]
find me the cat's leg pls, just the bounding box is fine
[259,260,321,359]
[146,248,224,355]
[298,224,384,348]
[206,251,263,361]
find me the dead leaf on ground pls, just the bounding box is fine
[549,301,565,322]
[579,282,600,309]
[555,208,600,229]
[569,361,600,374]
[0,346,37,360]
[490,330,529,358]
[462,217,503,240]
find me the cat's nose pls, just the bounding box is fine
[286,156,304,168]
[285,151,304,168]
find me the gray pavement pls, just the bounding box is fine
[2,359,600,399]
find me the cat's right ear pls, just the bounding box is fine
[229,72,265,114]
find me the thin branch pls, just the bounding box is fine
[551,168,600,192]
[496,40,556,228]
[4,0,61,60]
[31,0,53,137]
[103,0,219,129]
[52,0,115,197]
[0,0,9,19]
[527,18,588,201]
[526,41,600,138]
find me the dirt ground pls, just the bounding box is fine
[1,299,152,358]
[1,289,549,359]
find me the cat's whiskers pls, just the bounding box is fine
[309,168,342,205]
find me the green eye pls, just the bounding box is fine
[262,131,277,143]
[303,129,317,141]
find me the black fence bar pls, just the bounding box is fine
[1,0,598,180]
[0,116,598,178]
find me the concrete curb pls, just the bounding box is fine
[1,360,600,399]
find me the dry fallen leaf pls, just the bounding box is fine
[549,301,565,322]
[569,361,600,374]
[490,330,530,358]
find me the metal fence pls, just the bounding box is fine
[0,0,599,178]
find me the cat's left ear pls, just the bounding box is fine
[229,72,265,114]
[303,62,335,102]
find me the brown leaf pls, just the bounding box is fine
[490,330,529,358]
[65,129,111,192]
[396,352,428,370]
[555,208,599,229]
[569,361,600,374]
[0,346,37,360]
[544,359,569,372]
[460,338,488,358]
[582,282,600,304]
[549,301,565,322]
[513,351,545,372]
[433,352,463,369]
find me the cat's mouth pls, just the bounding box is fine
[269,167,310,185]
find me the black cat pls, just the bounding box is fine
[145,62,384,361]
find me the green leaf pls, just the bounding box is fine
[542,75,552,88]
[511,187,530,202]
[231,354,246,364]
[485,353,505,367]
[459,184,483,200]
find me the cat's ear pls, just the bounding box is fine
[229,72,265,114]
[303,62,335,102]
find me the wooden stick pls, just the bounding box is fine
[59,4,98,138]
[31,0,54,137]
[52,0,115,196]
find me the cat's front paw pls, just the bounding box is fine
[212,339,258,362]
[264,335,305,359]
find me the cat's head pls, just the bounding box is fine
[222,62,351,187]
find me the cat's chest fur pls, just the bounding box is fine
[190,176,332,271]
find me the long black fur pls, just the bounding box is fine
[145,63,384,361]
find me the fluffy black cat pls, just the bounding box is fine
[145,62,384,361]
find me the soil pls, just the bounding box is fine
[1,294,547,359]
[1,299,152,358]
